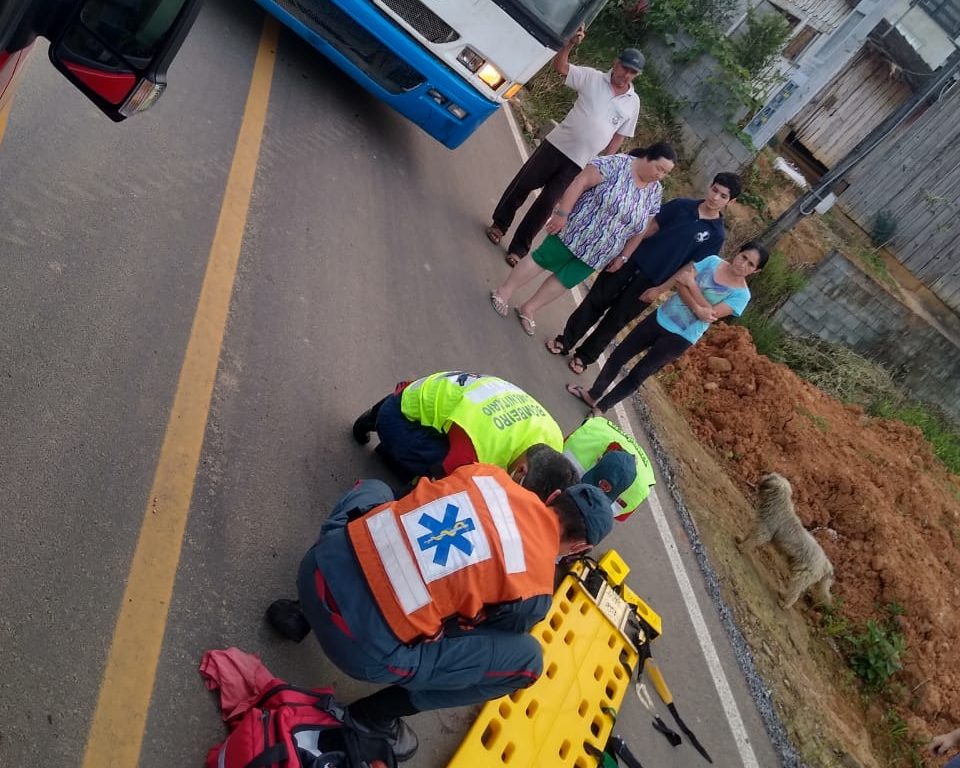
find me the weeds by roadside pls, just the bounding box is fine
[819,603,927,765]
[869,399,960,475]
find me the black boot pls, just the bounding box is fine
[265,599,311,642]
[345,687,419,762]
[352,396,388,445]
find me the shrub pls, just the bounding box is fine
[871,209,898,246]
[736,311,785,357]
[729,9,792,81]
[738,249,807,318]
[846,618,906,693]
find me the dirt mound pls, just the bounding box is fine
[664,324,960,735]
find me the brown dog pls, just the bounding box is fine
[736,473,834,609]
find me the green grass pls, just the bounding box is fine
[870,399,960,474]
[733,249,807,358]
[854,247,895,287]
[736,311,784,357]
[745,249,809,317]
[798,407,830,432]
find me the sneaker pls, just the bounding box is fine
[344,710,419,763]
[265,599,311,642]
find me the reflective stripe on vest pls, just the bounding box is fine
[564,417,656,519]
[399,371,563,468]
[347,464,559,643]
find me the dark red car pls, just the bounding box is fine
[1,0,203,120]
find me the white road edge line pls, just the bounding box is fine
[499,105,759,767]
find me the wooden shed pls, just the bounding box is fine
[786,47,913,167]
[840,81,960,313]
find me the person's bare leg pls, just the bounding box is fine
[493,256,546,303]
[518,274,568,320]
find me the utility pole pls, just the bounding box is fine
[758,54,960,248]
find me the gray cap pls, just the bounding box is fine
[566,483,615,546]
[618,48,645,72]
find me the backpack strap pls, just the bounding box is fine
[315,695,397,768]
[243,743,287,768]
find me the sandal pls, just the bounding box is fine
[566,383,600,414]
[490,291,509,317]
[545,337,567,355]
[486,225,504,245]
[568,356,587,375]
[504,253,520,268]
[515,307,536,336]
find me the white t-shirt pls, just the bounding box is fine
[546,64,641,168]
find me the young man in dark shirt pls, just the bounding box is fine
[546,171,741,373]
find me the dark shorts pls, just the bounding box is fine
[531,235,594,289]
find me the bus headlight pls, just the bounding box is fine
[457,46,506,92]
[477,63,505,91]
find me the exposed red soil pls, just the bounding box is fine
[662,324,960,759]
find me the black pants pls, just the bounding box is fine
[558,266,654,365]
[587,312,691,412]
[491,140,580,258]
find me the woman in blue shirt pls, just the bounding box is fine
[566,242,768,414]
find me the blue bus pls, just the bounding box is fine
[252,0,609,148]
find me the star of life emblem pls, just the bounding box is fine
[402,491,491,582]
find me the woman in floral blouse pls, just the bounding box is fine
[490,143,676,336]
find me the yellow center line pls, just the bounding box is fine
[0,98,12,146]
[81,17,279,768]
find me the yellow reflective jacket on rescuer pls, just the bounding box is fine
[400,372,563,468]
[564,417,656,521]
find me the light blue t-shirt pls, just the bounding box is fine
[656,255,751,344]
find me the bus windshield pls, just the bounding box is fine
[494,0,609,44]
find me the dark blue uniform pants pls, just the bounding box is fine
[298,481,543,712]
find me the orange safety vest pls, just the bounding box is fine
[347,464,560,644]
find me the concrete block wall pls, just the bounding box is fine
[775,250,960,423]
[643,38,754,188]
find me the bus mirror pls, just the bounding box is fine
[48,0,204,121]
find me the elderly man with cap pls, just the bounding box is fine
[486,23,644,268]
[352,371,568,484]
[266,451,614,762]
[566,416,656,522]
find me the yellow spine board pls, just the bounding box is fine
[449,551,661,767]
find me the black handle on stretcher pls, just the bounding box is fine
[607,735,645,768]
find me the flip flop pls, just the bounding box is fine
[515,308,536,336]
[505,253,520,268]
[486,226,504,245]
[545,337,567,355]
[566,383,599,411]
[568,356,587,374]
[490,291,509,317]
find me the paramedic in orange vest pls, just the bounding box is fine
[352,371,564,482]
[266,446,613,762]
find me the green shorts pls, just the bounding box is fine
[531,235,594,289]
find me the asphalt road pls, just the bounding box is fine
[0,2,780,766]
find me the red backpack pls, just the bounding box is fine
[206,683,397,768]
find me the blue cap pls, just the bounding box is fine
[582,450,637,502]
[567,483,615,545]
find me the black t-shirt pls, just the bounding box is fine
[629,198,726,284]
